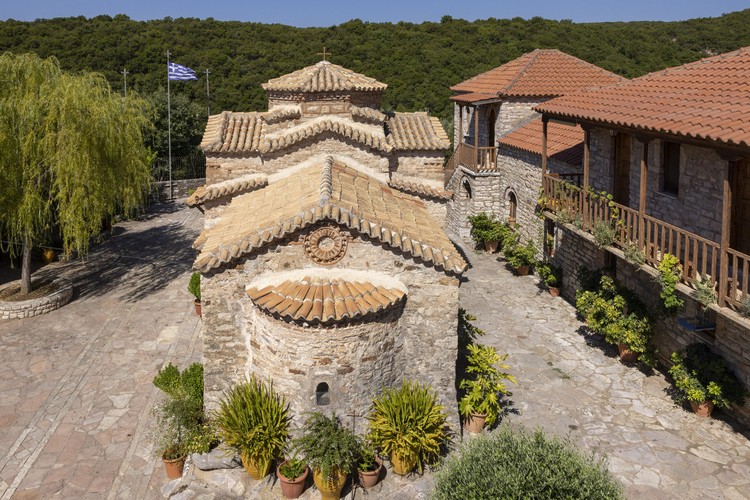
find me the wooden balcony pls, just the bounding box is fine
[542,174,749,309]
[456,143,500,172]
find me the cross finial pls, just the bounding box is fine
[317,46,331,61]
[122,68,128,76]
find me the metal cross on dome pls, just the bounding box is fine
[317,46,331,61]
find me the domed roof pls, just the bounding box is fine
[262,61,387,93]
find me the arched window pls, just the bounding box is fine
[315,382,330,406]
[462,179,472,199]
[508,192,517,222]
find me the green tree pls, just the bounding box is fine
[0,53,152,295]
[146,88,205,158]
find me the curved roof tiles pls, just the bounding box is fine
[185,173,268,207]
[262,61,388,93]
[497,117,584,165]
[386,113,451,150]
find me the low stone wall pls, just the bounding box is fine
[151,178,205,201]
[547,218,750,426]
[0,277,73,319]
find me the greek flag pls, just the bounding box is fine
[168,62,197,81]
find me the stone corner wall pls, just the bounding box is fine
[151,178,206,202]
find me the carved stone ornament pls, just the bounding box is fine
[304,226,348,265]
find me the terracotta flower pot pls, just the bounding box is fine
[548,286,560,297]
[547,249,554,257]
[42,249,55,264]
[358,456,382,490]
[389,450,417,476]
[463,412,487,434]
[618,343,638,362]
[162,452,186,479]
[313,468,347,500]
[690,400,715,417]
[242,455,271,480]
[516,265,530,276]
[277,460,308,499]
[484,240,499,253]
[194,300,202,319]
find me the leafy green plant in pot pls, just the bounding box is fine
[277,456,308,499]
[290,412,361,500]
[367,380,448,476]
[188,272,201,318]
[151,362,207,479]
[537,262,563,296]
[468,212,506,252]
[214,376,289,480]
[506,240,537,276]
[357,438,382,489]
[668,343,748,417]
[459,343,516,433]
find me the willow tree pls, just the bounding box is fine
[0,53,153,295]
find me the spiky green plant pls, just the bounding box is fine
[459,343,516,426]
[367,381,448,474]
[214,376,289,474]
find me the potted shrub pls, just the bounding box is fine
[545,234,555,256]
[668,343,748,417]
[188,272,201,318]
[367,381,448,476]
[277,457,308,499]
[357,439,382,489]
[214,376,289,480]
[505,240,537,276]
[537,262,563,297]
[459,343,516,433]
[151,362,207,479]
[290,412,361,500]
[468,213,504,252]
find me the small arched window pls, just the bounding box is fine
[508,192,517,220]
[463,179,472,200]
[315,382,330,406]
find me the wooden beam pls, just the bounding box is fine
[638,139,649,252]
[541,116,548,179]
[474,105,479,169]
[458,104,463,150]
[719,160,734,307]
[582,128,590,230]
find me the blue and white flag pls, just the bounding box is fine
[168,62,197,81]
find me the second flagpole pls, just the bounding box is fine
[166,50,172,199]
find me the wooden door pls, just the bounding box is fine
[731,159,750,256]
[614,133,631,206]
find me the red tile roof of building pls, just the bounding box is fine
[497,117,584,165]
[449,92,498,103]
[535,46,750,148]
[450,49,627,97]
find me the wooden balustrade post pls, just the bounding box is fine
[582,127,591,229]
[638,138,649,252]
[718,157,736,307]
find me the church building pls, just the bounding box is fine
[186,60,465,428]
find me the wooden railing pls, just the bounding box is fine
[540,174,750,309]
[444,147,460,185]
[456,143,499,172]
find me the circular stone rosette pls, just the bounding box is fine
[304,226,348,265]
[0,277,73,320]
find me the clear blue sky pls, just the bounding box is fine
[3,0,748,26]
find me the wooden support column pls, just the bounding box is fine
[718,155,736,307]
[458,104,463,153]
[582,127,591,230]
[541,116,548,202]
[638,138,649,252]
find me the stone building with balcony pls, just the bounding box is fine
[445,49,627,242]
[536,46,750,425]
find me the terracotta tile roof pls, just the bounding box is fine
[185,173,269,207]
[450,49,627,97]
[535,47,750,148]
[192,156,467,274]
[386,113,450,150]
[350,105,387,124]
[449,92,498,103]
[388,180,452,200]
[200,111,268,153]
[263,117,392,153]
[262,61,388,93]
[247,277,406,323]
[497,117,584,165]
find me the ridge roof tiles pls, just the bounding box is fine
[262,61,387,93]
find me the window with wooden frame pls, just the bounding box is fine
[662,141,681,195]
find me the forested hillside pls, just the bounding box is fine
[2,11,749,148]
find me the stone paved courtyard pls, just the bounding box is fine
[1,201,750,499]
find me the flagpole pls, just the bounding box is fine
[205,69,211,117]
[122,68,128,102]
[166,50,172,199]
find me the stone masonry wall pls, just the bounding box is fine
[151,178,206,201]
[200,223,460,431]
[392,152,445,184]
[549,221,750,426]
[498,97,549,136]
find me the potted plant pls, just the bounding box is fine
[357,439,382,489]
[468,213,504,252]
[214,376,289,480]
[290,412,361,500]
[367,381,448,476]
[668,343,748,417]
[537,262,562,297]
[188,272,201,318]
[678,273,717,332]
[545,234,555,256]
[151,362,207,479]
[505,240,537,276]
[459,343,516,433]
[277,457,308,499]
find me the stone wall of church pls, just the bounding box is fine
[391,152,446,184]
[547,220,750,427]
[200,223,461,431]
